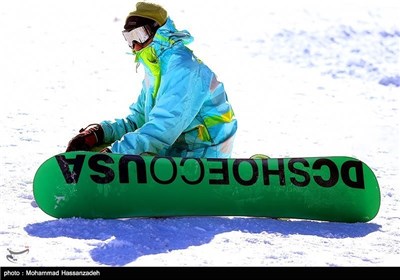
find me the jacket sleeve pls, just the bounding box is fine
[100,88,146,143]
[109,60,210,155]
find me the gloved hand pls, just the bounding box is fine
[66,124,104,152]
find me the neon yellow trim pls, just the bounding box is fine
[135,46,161,99]
[198,109,235,141]
[198,125,211,141]
[204,109,235,127]
[154,33,174,45]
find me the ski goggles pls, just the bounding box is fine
[122,26,151,48]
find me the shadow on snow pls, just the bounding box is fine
[24,217,381,266]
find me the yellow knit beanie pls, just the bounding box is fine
[126,2,168,27]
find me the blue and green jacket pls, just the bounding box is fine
[101,17,237,158]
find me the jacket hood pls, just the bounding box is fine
[156,17,194,45]
[134,17,194,57]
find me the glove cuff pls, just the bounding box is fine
[94,125,104,144]
[80,124,104,144]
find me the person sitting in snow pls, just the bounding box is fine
[65,1,237,158]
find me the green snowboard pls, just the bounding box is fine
[33,152,380,222]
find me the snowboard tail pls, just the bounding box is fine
[33,152,380,222]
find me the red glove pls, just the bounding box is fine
[66,124,104,152]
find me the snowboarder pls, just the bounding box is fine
[66,1,237,158]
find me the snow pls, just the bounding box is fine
[1,0,399,268]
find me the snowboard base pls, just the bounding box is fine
[33,152,380,222]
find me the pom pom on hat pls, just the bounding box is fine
[125,2,168,28]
